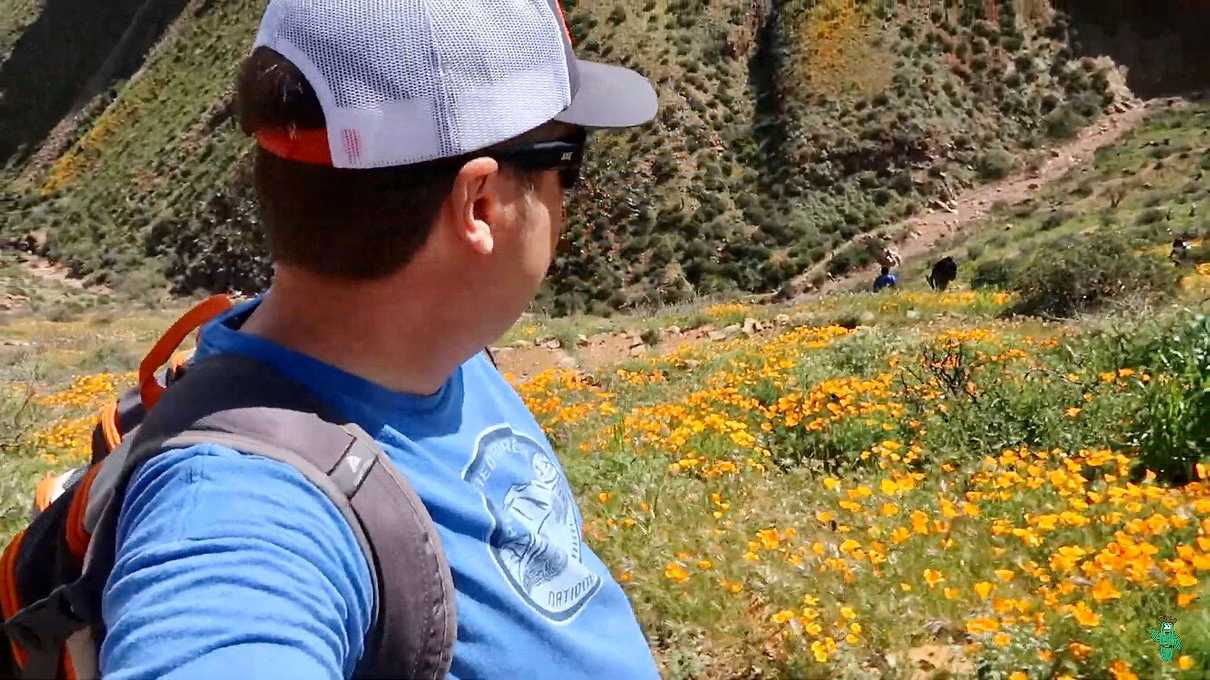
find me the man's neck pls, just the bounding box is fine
[240,273,477,396]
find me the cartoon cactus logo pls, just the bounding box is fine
[1148,616,1182,664]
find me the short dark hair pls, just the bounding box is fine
[236,47,463,279]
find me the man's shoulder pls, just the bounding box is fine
[129,441,331,504]
[119,441,369,555]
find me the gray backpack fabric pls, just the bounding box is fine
[6,354,456,679]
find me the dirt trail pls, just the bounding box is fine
[791,99,1158,298]
[491,321,785,383]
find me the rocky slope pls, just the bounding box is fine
[0,0,1132,312]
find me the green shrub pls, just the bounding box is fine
[971,259,1012,289]
[1130,314,1210,484]
[1011,201,1037,218]
[975,147,1016,180]
[1043,106,1086,140]
[827,249,861,276]
[1008,235,1177,318]
[1136,207,1165,226]
[1040,209,1072,231]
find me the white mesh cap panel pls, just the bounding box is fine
[427,1,571,157]
[253,0,573,169]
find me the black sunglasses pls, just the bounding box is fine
[490,129,588,190]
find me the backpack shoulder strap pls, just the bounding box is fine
[11,354,455,680]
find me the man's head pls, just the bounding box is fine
[880,265,890,276]
[237,0,655,337]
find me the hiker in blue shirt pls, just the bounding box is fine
[99,1,660,678]
[873,265,898,292]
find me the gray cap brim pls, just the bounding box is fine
[554,59,658,129]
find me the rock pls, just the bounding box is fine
[859,311,876,324]
[511,340,532,349]
[628,345,647,357]
[742,317,759,336]
[707,330,728,342]
[722,323,742,338]
[683,359,700,370]
[541,338,562,350]
[576,334,589,347]
[665,325,681,335]
[775,313,791,326]
[906,310,921,320]
[558,355,579,369]
[491,346,513,356]
[628,338,645,350]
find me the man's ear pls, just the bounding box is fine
[446,156,501,256]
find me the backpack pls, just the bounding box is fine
[0,295,456,680]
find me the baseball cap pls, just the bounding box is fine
[251,0,658,169]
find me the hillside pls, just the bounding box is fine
[1,99,1208,677]
[0,0,1131,312]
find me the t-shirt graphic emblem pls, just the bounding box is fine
[464,425,601,621]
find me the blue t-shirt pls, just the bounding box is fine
[873,273,897,291]
[100,300,658,680]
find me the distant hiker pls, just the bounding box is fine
[1170,237,1191,265]
[927,256,958,291]
[0,1,661,679]
[873,265,898,292]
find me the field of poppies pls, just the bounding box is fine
[509,289,1209,678]
[1,280,1207,678]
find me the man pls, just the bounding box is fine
[99,1,660,678]
[927,256,958,292]
[1170,237,1191,266]
[873,265,897,292]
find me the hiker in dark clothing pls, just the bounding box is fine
[927,256,958,291]
[873,265,897,292]
[1170,238,1191,266]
